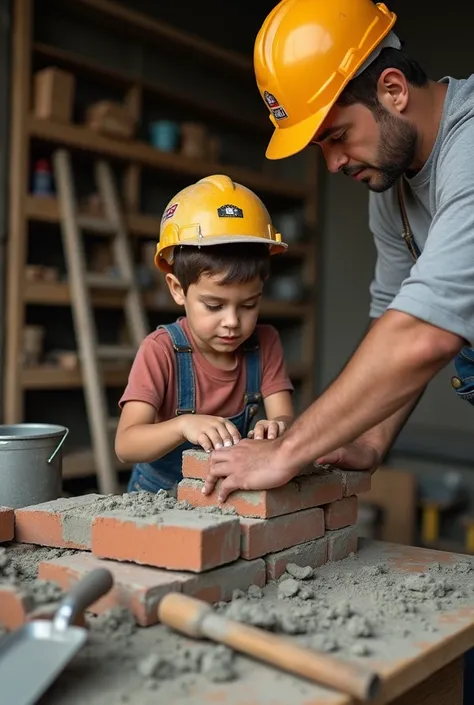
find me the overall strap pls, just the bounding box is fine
[156,322,196,415]
[241,332,262,405]
[397,179,421,262]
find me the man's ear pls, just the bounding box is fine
[166,273,185,306]
[377,68,409,114]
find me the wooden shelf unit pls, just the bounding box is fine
[5,0,320,481]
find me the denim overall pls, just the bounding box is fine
[398,181,474,702]
[127,321,262,493]
[397,180,474,406]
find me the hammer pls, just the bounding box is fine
[158,593,381,701]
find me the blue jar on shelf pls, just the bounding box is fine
[149,120,180,152]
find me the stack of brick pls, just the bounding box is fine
[0,452,370,631]
[179,450,368,580]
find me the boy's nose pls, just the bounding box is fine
[222,309,239,329]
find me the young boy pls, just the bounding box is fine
[115,174,295,493]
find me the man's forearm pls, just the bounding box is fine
[278,311,461,475]
[357,388,424,465]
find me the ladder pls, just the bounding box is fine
[53,148,148,494]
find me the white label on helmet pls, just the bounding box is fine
[263,91,288,120]
[162,203,178,222]
[217,204,244,218]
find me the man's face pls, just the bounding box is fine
[312,101,417,192]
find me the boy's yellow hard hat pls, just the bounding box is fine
[155,174,287,272]
[254,0,397,160]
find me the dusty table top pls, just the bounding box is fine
[33,539,474,705]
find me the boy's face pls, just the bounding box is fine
[167,272,263,354]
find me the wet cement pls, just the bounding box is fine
[1,540,474,704]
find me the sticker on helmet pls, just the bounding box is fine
[263,91,288,120]
[162,203,178,221]
[217,204,244,218]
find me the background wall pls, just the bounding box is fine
[318,0,474,469]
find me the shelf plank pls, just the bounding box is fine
[33,42,268,134]
[22,361,307,390]
[23,280,307,318]
[26,196,313,256]
[72,0,252,76]
[21,364,130,389]
[27,116,306,200]
[63,447,132,479]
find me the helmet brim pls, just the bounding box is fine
[156,236,288,272]
[265,103,332,160]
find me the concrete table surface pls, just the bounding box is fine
[35,540,474,705]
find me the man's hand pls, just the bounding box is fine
[203,437,294,502]
[179,414,241,453]
[247,419,288,440]
[316,438,381,473]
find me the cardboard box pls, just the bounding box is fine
[33,68,75,122]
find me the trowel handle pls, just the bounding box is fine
[159,593,381,702]
[53,568,114,630]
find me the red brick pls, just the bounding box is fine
[182,558,266,603]
[91,509,240,572]
[0,585,34,629]
[265,537,328,581]
[177,473,343,519]
[327,525,358,562]
[182,449,209,480]
[337,469,371,497]
[240,507,324,560]
[309,464,371,497]
[14,495,104,549]
[39,554,190,627]
[324,496,358,531]
[0,507,14,542]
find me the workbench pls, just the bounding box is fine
[37,540,474,705]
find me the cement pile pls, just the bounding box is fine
[62,488,237,519]
[215,555,474,659]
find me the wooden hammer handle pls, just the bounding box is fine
[158,593,380,701]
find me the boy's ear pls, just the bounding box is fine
[166,273,186,306]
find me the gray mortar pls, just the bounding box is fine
[3,539,474,703]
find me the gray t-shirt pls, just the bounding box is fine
[369,75,474,345]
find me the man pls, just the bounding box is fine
[203,0,474,502]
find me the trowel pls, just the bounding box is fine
[0,567,113,705]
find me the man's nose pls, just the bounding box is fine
[320,145,349,174]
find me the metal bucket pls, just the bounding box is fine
[0,424,69,509]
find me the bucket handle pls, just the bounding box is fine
[48,427,69,464]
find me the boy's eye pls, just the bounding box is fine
[204,303,222,312]
[242,303,257,309]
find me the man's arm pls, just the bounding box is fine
[205,310,462,499]
[277,311,461,473]
[316,319,425,471]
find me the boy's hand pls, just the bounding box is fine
[179,414,241,453]
[247,419,287,441]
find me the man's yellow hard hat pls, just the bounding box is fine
[254,0,397,160]
[155,175,287,272]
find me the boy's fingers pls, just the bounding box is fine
[247,430,254,438]
[266,421,279,440]
[224,420,241,445]
[253,421,266,440]
[197,433,213,453]
[215,423,233,448]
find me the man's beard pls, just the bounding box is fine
[343,111,418,192]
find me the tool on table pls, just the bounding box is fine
[158,593,381,702]
[0,567,113,705]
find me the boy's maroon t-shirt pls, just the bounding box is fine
[119,317,293,420]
